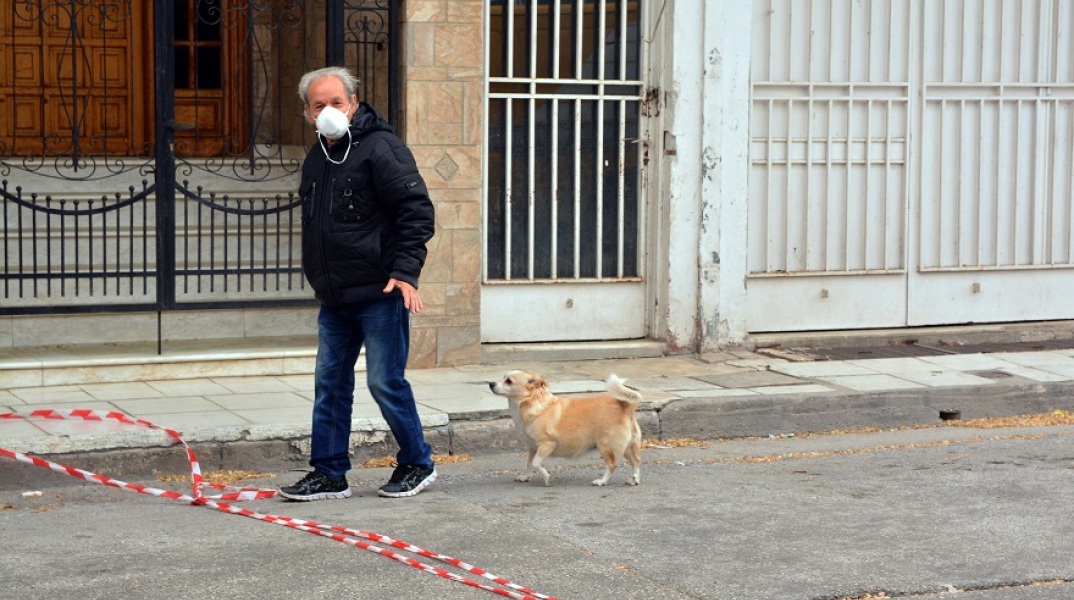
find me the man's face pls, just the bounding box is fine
[304,76,357,125]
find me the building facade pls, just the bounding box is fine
[4,0,1074,368]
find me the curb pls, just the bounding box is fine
[6,381,1074,479]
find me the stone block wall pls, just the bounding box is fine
[403,0,484,368]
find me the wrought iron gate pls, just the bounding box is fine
[0,0,399,315]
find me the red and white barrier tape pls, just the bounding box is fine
[1,409,557,600]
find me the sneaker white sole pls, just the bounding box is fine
[278,487,352,501]
[377,471,437,498]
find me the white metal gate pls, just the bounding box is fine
[481,0,647,343]
[747,0,1074,333]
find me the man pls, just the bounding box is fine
[279,66,437,501]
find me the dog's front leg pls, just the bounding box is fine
[530,443,557,486]
[516,446,536,482]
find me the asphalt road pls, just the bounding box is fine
[2,424,1073,600]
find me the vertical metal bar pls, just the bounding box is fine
[527,91,535,278]
[114,192,121,295]
[249,199,256,290]
[866,0,873,81]
[553,0,562,80]
[786,97,794,270]
[774,0,782,81]
[845,95,853,267]
[979,0,987,82]
[883,99,892,269]
[155,0,176,313]
[196,197,203,293]
[1014,98,1022,264]
[938,99,946,267]
[595,0,607,277]
[505,99,514,279]
[128,192,134,292]
[575,0,583,79]
[765,98,774,271]
[806,86,814,270]
[956,99,964,267]
[1069,96,1074,263]
[847,0,854,81]
[221,195,230,293]
[60,202,66,296]
[528,0,537,278]
[3,190,9,299]
[617,98,626,277]
[977,98,986,267]
[619,0,627,80]
[326,0,344,66]
[999,0,1006,82]
[806,0,813,81]
[483,2,491,281]
[142,192,149,294]
[507,0,515,79]
[823,97,833,271]
[889,0,896,81]
[865,97,872,269]
[938,0,947,82]
[997,98,1004,266]
[87,201,94,295]
[39,198,45,297]
[389,0,401,128]
[551,98,560,279]
[573,98,582,277]
[959,0,966,82]
[209,199,216,292]
[181,190,189,294]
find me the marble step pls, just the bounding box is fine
[1,336,321,390]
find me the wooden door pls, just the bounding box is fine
[0,1,248,159]
[171,0,250,157]
[0,2,150,156]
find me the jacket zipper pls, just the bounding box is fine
[317,165,338,304]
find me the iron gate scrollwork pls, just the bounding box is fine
[0,0,399,315]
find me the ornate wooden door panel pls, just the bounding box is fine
[0,1,149,156]
[171,0,249,157]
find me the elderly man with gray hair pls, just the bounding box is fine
[279,66,437,501]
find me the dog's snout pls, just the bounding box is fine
[488,381,497,392]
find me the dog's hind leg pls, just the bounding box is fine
[592,448,618,486]
[624,441,641,486]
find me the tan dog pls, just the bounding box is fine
[488,370,642,487]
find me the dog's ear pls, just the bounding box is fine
[527,375,548,389]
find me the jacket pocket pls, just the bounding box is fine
[300,181,316,223]
[330,174,369,223]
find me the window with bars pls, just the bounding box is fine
[485,0,645,282]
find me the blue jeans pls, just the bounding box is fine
[310,296,433,478]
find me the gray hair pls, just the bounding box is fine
[297,66,360,104]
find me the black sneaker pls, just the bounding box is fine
[279,470,352,501]
[377,464,437,498]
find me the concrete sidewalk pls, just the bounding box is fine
[5,346,1074,468]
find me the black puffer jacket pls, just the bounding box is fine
[299,103,435,307]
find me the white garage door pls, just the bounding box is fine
[746,0,1074,332]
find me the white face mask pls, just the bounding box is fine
[315,105,351,139]
[314,105,353,164]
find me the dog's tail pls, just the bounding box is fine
[605,374,642,404]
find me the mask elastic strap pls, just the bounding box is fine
[319,129,352,165]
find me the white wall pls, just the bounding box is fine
[651,1,752,352]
